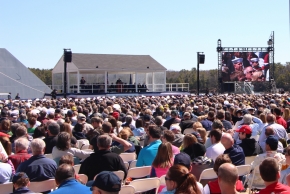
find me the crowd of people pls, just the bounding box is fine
[1,92,290,193]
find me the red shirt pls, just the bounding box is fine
[258,182,290,194]
[208,179,244,194]
[8,150,32,170]
[276,116,287,129]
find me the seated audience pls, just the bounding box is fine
[91,171,121,194]
[11,172,35,194]
[17,138,57,182]
[259,158,290,193]
[217,163,239,194]
[221,133,245,166]
[50,164,91,194]
[204,154,245,194]
[260,125,284,153]
[132,118,145,136]
[72,123,87,140]
[52,132,91,161]
[8,137,31,170]
[279,145,290,185]
[179,111,194,133]
[206,129,225,162]
[235,125,262,156]
[79,134,127,181]
[137,125,162,167]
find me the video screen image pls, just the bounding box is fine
[221,51,269,82]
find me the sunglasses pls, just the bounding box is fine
[247,71,253,74]
[165,177,172,181]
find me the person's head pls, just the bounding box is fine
[165,165,199,194]
[162,130,175,143]
[47,122,60,136]
[236,125,252,140]
[152,142,173,168]
[148,125,161,139]
[244,66,253,80]
[242,114,252,125]
[283,108,290,121]
[125,115,132,124]
[192,122,202,130]
[118,127,133,140]
[1,119,10,133]
[251,58,259,68]
[77,113,86,123]
[212,120,223,130]
[33,126,46,139]
[135,118,143,128]
[56,132,71,151]
[233,59,243,71]
[285,146,290,165]
[183,112,191,120]
[59,154,74,166]
[266,113,276,123]
[15,126,27,138]
[92,171,121,194]
[102,122,113,133]
[74,123,84,133]
[55,164,75,186]
[208,111,215,119]
[174,152,192,170]
[216,110,225,120]
[170,110,179,118]
[97,135,112,150]
[209,128,222,144]
[221,133,234,149]
[60,123,72,137]
[265,135,278,151]
[273,107,282,117]
[30,138,46,155]
[14,137,29,153]
[91,117,103,129]
[196,128,207,144]
[213,154,232,174]
[169,124,181,134]
[259,113,267,123]
[12,172,30,190]
[218,163,238,192]
[265,126,275,137]
[182,134,197,148]
[154,116,163,126]
[259,158,280,184]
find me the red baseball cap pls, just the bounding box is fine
[112,112,119,120]
[236,125,252,134]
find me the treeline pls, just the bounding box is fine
[28,62,290,92]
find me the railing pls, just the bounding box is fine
[49,83,189,93]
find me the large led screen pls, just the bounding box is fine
[221,52,269,82]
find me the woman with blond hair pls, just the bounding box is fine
[283,108,290,132]
[192,122,204,144]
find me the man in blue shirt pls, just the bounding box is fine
[50,164,91,194]
[17,138,57,182]
[136,125,162,167]
[221,133,245,166]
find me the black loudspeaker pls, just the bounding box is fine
[64,51,72,62]
[218,77,223,83]
[199,54,205,64]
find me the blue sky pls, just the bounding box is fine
[0,1,289,71]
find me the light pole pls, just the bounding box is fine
[197,52,205,96]
[63,49,72,98]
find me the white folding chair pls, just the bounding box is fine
[237,165,251,176]
[124,162,129,169]
[120,153,136,162]
[129,178,160,194]
[44,154,53,159]
[245,156,257,165]
[113,170,125,180]
[28,179,56,193]
[159,174,166,186]
[183,128,194,134]
[127,166,151,179]
[129,160,137,169]
[119,185,135,194]
[0,182,13,194]
[73,164,81,174]
[78,174,88,184]
[198,168,217,182]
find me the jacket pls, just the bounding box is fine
[238,138,262,157]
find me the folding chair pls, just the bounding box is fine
[119,185,135,194]
[127,166,151,179]
[245,156,257,165]
[237,165,251,176]
[198,168,217,186]
[78,174,88,184]
[129,160,137,169]
[129,178,160,194]
[124,161,129,169]
[73,164,81,174]
[28,179,56,193]
[183,128,194,135]
[120,153,136,162]
[113,170,125,180]
[0,182,13,194]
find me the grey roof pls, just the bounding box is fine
[63,53,167,71]
[0,48,51,99]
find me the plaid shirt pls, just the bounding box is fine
[8,150,32,170]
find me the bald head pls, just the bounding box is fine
[265,126,275,137]
[221,133,234,149]
[218,163,238,186]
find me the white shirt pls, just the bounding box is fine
[206,142,225,162]
[0,162,12,184]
